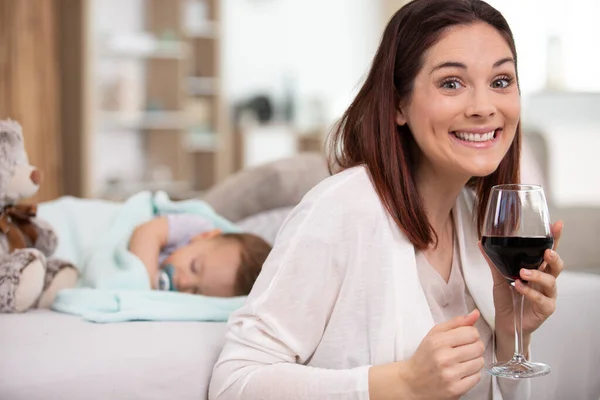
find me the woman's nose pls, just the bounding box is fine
[465,89,496,118]
[30,169,42,185]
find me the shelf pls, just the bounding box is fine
[184,131,219,152]
[184,21,219,39]
[99,111,190,130]
[88,0,231,198]
[186,76,218,96]
[100,38,189,60]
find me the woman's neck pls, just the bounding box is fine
[415,163,468,242]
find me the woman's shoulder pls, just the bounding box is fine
[301,165,383,215]
[278,166,385,237]
[306,165,377,201]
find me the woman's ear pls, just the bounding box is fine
[190,229,222,242]
[396,105,408,126]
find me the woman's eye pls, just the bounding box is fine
[441,80,463,90]
[491,78,511,89]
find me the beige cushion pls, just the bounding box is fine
[203,152,329,222]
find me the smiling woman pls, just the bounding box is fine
[397,22,521,188]
[330,17,522,250]
[208,1,565,399]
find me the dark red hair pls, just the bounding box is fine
[328,0,521,249]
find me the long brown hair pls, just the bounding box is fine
[328,0,521,249]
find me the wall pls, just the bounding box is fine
[222,0,383,123]
[488,0,600,206]
[0,0,63,202]
[88,0,383,195]
[488,0,600,96]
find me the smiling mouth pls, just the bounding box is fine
[450,128,501,143]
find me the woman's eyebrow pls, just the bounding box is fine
[492,57,515,68]
[429,57,515,75]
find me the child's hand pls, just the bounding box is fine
[128,217,169,289]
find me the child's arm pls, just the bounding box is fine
[128,217,169,289]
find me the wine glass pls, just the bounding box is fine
[481,184,554,379]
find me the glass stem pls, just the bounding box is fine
[511,283,525,360]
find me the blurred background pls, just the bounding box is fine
[0,0,598,206]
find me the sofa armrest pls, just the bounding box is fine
[551,206,600,272]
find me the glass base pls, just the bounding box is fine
[485,356,551,379]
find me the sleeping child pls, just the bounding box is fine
[128,213,272,297]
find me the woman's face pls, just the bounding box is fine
[397,22,520,181]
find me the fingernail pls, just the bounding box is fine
[551,250,558,260]
[521,269,532,277]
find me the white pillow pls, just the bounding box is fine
[236,206,294,245]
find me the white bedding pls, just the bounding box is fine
[1,271,599,400]
[0,311,227,400]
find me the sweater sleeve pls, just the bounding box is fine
[208,198,371,400]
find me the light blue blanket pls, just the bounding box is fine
[39,191,246,323]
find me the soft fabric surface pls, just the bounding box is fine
[236,206,294,245]
[37,191,246,323]
[203,152,329,222]
[0,310,228,400]
[0,271,598,400]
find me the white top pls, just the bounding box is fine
[209,166,529,400]
[416,241,494,399]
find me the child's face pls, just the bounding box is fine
[162,230,241,297]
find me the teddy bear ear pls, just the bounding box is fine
[0,119,24,147]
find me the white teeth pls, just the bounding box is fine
[453,130,495,142]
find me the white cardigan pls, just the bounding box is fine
[209,166,528,400]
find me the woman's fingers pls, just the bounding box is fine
[515,280,556,317]
[551,221,563,251]
[519,267,557,298]
[440,326,480,348]
[477,241,506,286]
[539,221,563,274]
[451,339,485,363]
[543,249,565,279]
[453,372,482,398]
[456,356,485,379]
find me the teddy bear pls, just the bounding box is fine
[0,119,78,313]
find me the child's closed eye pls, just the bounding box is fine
[191,258,201,275]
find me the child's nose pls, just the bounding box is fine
[176,273,197,294]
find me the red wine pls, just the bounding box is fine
[481,236,554,281]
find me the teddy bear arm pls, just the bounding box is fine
[31,217,58,257]
[0,249,46,313]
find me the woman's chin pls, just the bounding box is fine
[462,163,502,179]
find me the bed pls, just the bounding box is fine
[0,311,227,399]
[1,271,599,400]
[1,152,599,400]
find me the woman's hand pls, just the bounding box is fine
[369,310,485,400]
[478,221,565,340]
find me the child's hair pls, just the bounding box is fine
[221,233,272,296]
